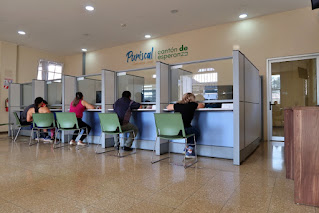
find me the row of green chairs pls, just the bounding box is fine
[13,112,88,148]
[96,113,198,168]
[13,111,198,168]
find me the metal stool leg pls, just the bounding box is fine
[184,135,198,168]
[14,127,21,142]
[151,138,170,164]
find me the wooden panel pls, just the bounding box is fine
[294,108,319,206]
[284,109,294,180]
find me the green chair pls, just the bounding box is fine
[55,112,88,149]
[96,113,136,157]
[30,113,56,146]
[152,113,198,168]
[13,111,31,142]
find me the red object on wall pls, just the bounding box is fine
[5,98,8,112]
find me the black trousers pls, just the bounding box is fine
[20,120,32,126]
[72,118,91,141]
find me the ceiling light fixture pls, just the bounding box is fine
[239,14,248,19]
[18,31,26,35]
[145,35,151,39]
[171,9,179,14]
[81,48,87,52]
[85,6,95,11]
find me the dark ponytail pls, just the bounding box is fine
[72,92,83,107]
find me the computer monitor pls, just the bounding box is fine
[96,91,101,103]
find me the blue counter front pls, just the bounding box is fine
[80,109,234,158]
[192,110,233,147]
[131,111,156,141]
[82,110,102,136]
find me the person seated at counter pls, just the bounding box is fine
[167,93,204,157]
[69,92,94,146]
[21,97,54,141]
[113,91,141,151]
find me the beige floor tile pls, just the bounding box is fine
[54,184,115,206]
[1,137,317,212]
[79,206,111,213]
[146,189,192,208]
[117,182,159,200]
[90,194,142,213]
[223,186,272,211]
[220,205,268,213]
[268,198,316,213]
[0,184,44,201]
[241,173,276,188]
[10,190,86,212]
[160,180,203,196]
[172,209,188,213]
[125,201,175,213]
[0,201,28,213]
[178,197,226,213]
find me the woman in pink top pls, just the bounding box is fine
[69,92,94,146]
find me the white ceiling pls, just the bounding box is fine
[0,0,310,55]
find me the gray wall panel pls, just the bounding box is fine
[244,59,260,104]
[64,76,76,110]
[238,53,245,102]
[9,84,21,107]
[244,102,261,147]
[104,71,115,105]
[33,80,45,101]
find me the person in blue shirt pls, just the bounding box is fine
[113,91,141,151]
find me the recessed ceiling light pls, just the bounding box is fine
[145,35,151,39]
[18,31,26,35]
[85,6,94,11]
[81,48,87,52]
[171,9,179,14]
[239,14,248,19]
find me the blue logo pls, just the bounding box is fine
[126,47,154,63]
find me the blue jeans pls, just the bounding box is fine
[185,126,200,145]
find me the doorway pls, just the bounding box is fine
[267,54,319,141]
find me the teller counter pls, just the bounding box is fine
[163,108,234,159]
[75,109,102,144]
[106,109,156,150]
[106,108,234,156]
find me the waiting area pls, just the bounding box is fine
[1,134,316,213]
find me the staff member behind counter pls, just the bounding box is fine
[69,92,94,146]
[167,93,204,157]
[20,97,54,141]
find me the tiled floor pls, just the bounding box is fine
[0,134,318,213]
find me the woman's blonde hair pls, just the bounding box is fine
[178,93,196,104]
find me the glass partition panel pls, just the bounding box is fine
[22,83,32,106]
[117,68,156,103]
[170,59,233,103]
[47,80,62,105]
[77,75,102,105]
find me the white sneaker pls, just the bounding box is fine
[77,141,86,146]
[69,140,76,146]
